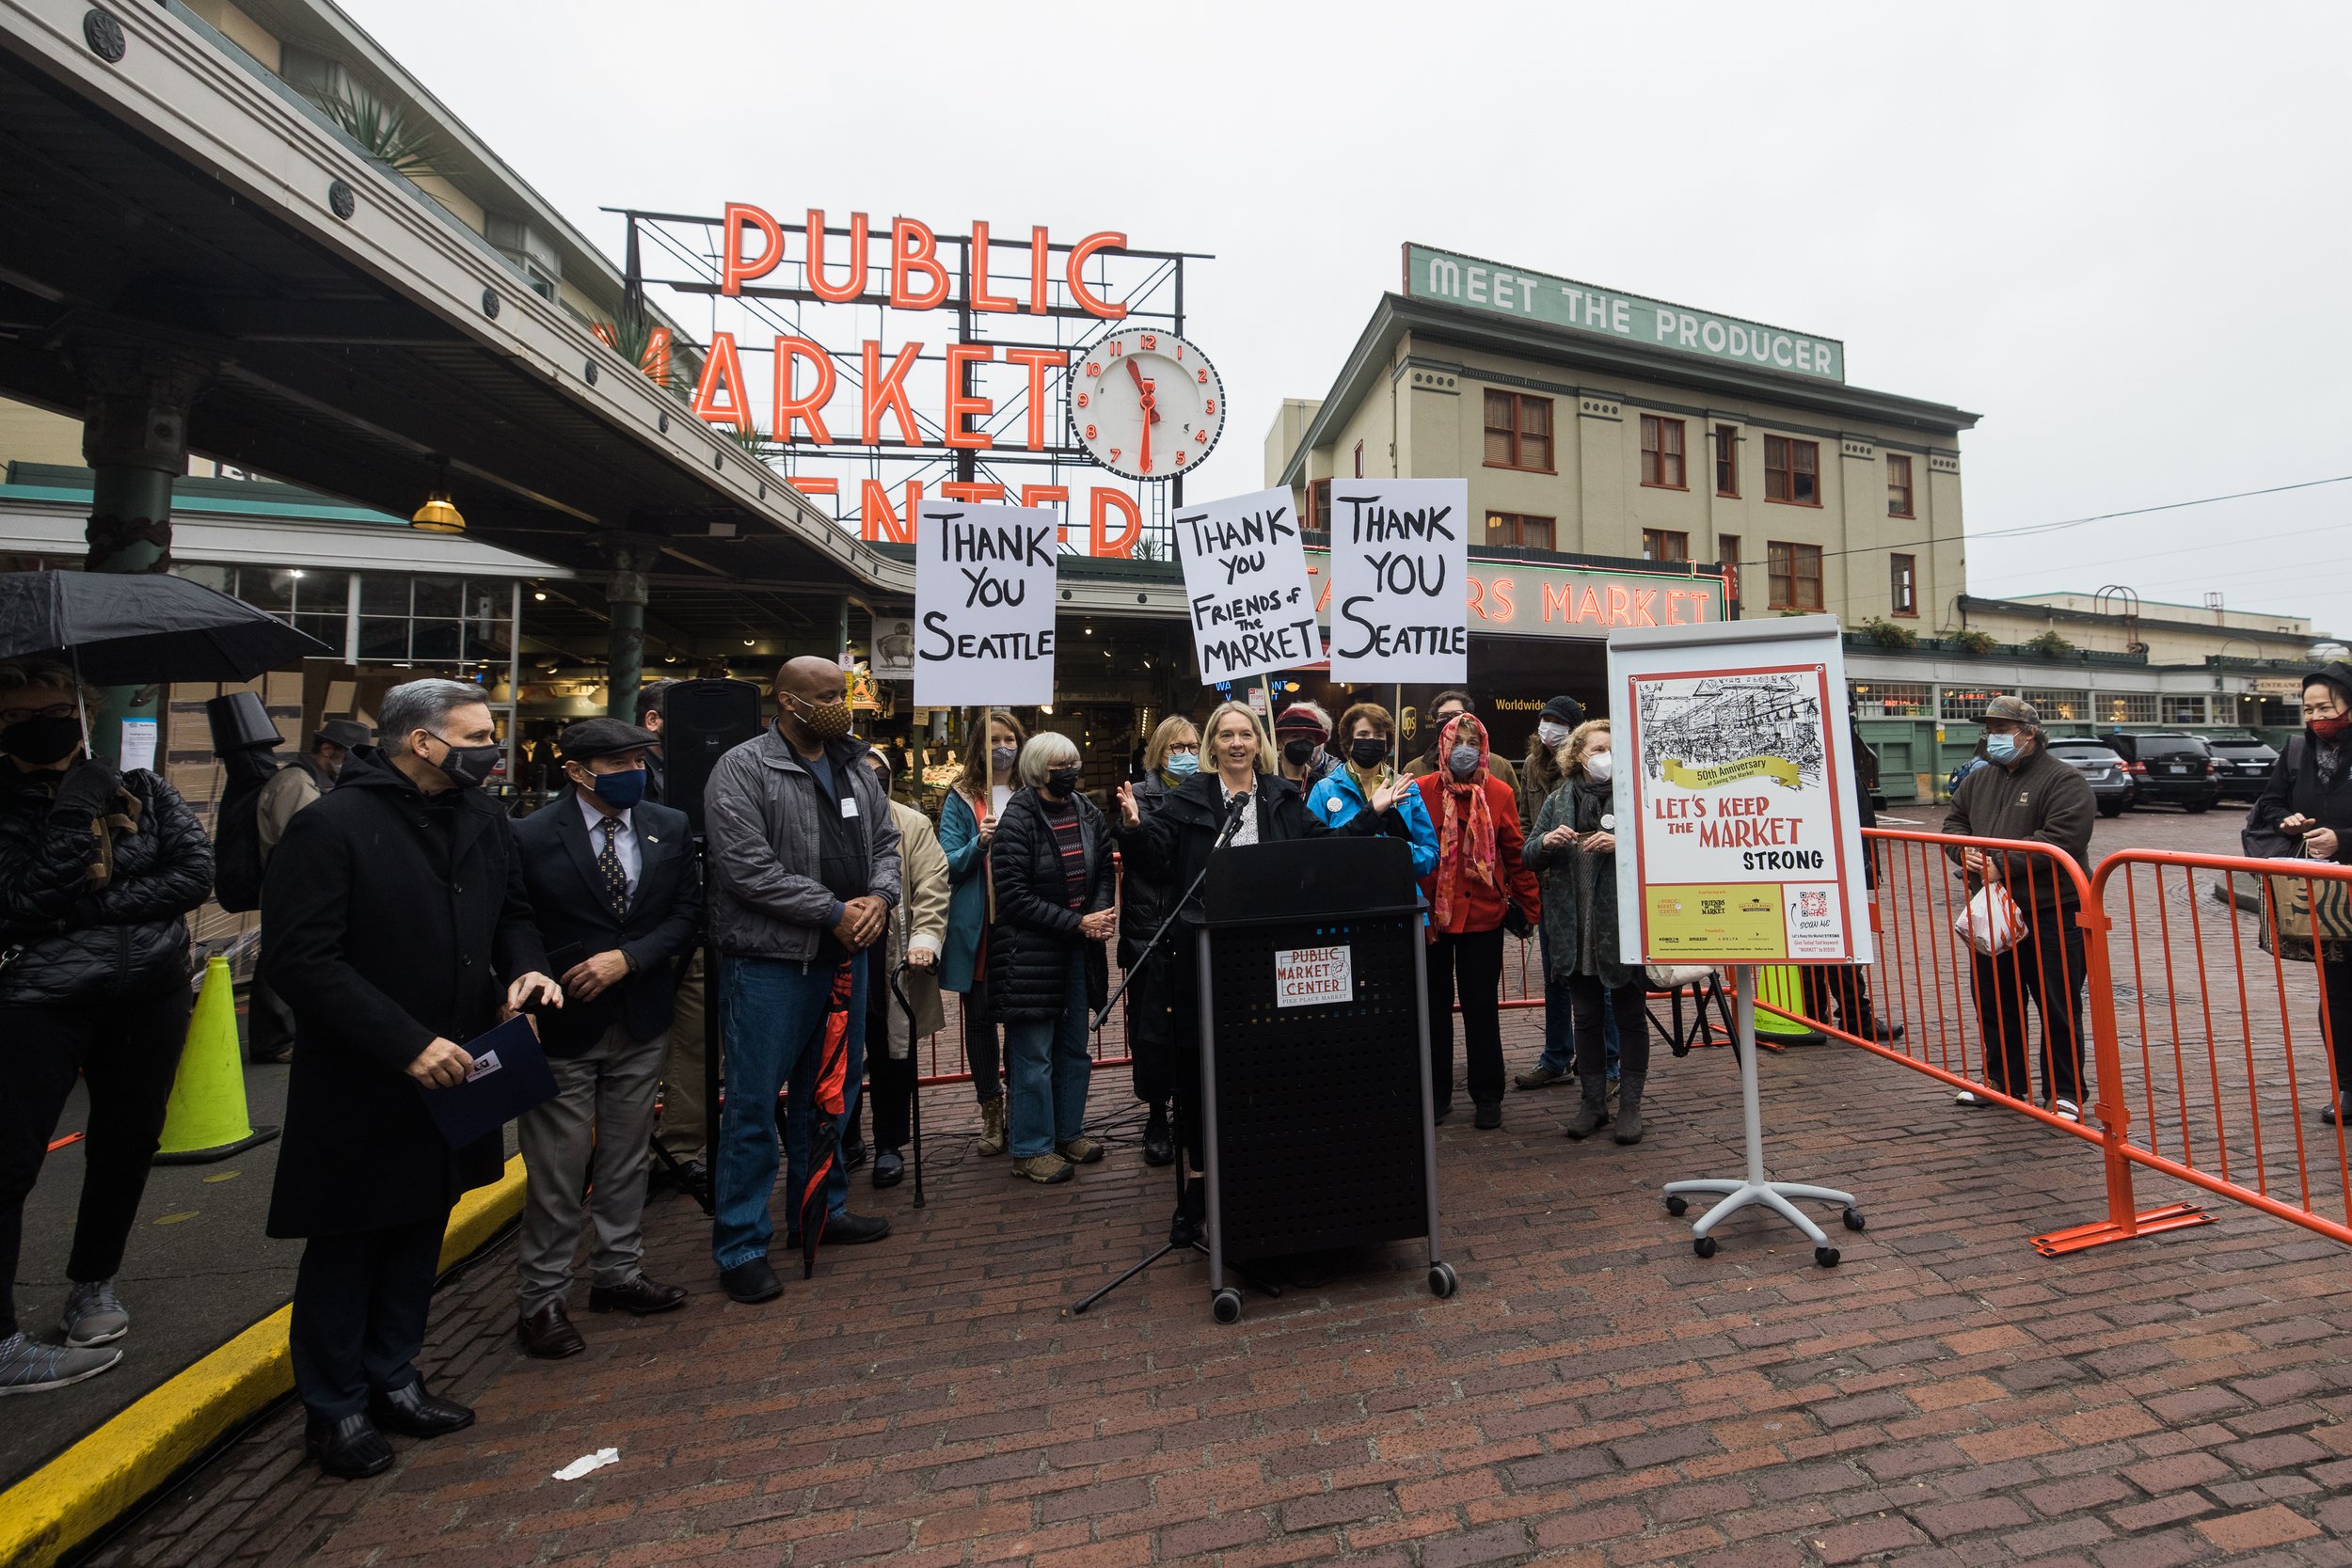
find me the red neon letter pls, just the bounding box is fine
[944,343,995,451]
[890,218,950,310]
[1090,486,1142,557]
[940,482,1006,503]
[787,476,838,497]
[1067,231,1128,320]
[860,478,921,544]
[1002,347,1062,451]
[861,341,923,446]
[721,202,782,296]
[691,331,751,431]
[970,221,1018,313]
[1542,581,1572,623]
[1021,483,1071,544]
[806,210,869,303]
[773,336,834,444]
[1028,225,1051,315]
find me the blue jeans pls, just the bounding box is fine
[1002,946,1092,1159]
[713,955,866,1271]
[1538,928,1622,1076]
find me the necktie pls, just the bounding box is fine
[597,816,628,920]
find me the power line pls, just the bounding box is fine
[1818,470,2352,562]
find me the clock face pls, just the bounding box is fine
[1067,329,1225,483]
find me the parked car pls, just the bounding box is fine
[2201,734,2280,800]
[2044,739,2137,818]
[2100,730,2221,813]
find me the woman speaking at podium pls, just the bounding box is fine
[1114,700,1414,1239]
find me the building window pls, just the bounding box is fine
[1353,440,1364,479]
[2102,692,2161,725]
[1486,512,1555,550]
[1890,552,1917,617]
[1309,479,1331,531]
[2022,689,2088,722]
[1941,686,2011,722]
[1851,680,1930,718]
[1719,533,1741,606]
[1887,452,1915,518]
[1642,529,1689,563]
[1714,423,1739,497]
[1767,541,1822,610]
[1764,436,1820,505]
[2162,694,2208,725]
[1483,389,1553,471]
[1640,415,1687,489]
[182,564,354,660]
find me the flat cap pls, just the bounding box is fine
[558,717,659,761]
[1980,694,2042,727]
[1274,703,1330,736]
[315,719,373,751]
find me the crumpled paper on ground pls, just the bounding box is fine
[552,1448,619,1481]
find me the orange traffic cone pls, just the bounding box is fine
[154,956,279,1164]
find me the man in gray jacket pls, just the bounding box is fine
[1944,695,2095,1120]
[703,657,901,1303]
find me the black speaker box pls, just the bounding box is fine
[658,678,765,836]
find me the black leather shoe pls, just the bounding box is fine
[516,1300,585,1358]
[818,1211,891,1245]
[369,1379,473,1438]
[872,1149,904,1188]
[840,1139,869,1172]
[305,1412,393,1479]
[720,1258,784,1304]
[588,1275,687,1315]
[653,1157,709,1196]
[1142,1106,1175,1166]
[1473,1101,1502,1131]
[1169,1209,1202,1248]
[1432,1102,1454,1126]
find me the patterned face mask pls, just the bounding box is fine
[787,691,853,740]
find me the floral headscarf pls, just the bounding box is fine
[1431,713,1497,929]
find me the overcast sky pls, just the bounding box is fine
[346,0,2352,638]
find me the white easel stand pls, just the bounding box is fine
[1663,963,1863,1267]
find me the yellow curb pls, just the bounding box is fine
[0,1155,528,1568]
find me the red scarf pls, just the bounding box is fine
[1431,715,1498,932]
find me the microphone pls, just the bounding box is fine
[1212,788,1251,852]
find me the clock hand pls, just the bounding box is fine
[1126,356,1162,421]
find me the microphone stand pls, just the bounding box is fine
[1072,787,1278,1316]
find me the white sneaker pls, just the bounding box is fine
[1954,1089,1989,1108]
[2052,1099,2081,1124]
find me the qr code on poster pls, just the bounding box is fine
[1798,892,1828,918]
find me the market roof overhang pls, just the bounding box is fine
[1279,293,1984,488]
[0,1,910,611]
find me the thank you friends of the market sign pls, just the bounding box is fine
[1326,478,1470,684]
[914,502,1057,705]
[1175,488,1321,684]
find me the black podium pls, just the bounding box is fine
[1197,835,1457,1323]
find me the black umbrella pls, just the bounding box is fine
[0,570,334,684]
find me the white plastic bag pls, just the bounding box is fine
[1953,882,2026,957]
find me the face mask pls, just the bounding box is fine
[1448,744,1481,779]
[588,767,647,809]
[1583,750,1614,784]
[429,732,501,789]
[1282,738,1318,767]
[1537,720,1569,749]
[1164,751,1200,778]
[788,693,854,741]
[0,712,86,766]
[2312,712,2352,741]
[1348,736,1389,768]
[991,744,1019,773]
[1045,768,1081,797]
[1983,732,2021,765]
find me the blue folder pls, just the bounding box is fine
[420,1013,559,1149]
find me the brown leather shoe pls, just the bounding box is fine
[516,1300,585,1358]
[587,1275,688,1316]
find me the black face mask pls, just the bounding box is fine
[1282,738,1317,767]
[1348,736,1389,768]
[428,732,501,789]
[1045,768,1081,797]
[0,713,85,766]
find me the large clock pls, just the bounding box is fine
[1067,328,1225,483]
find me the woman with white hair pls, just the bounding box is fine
[987,731,1119,1184]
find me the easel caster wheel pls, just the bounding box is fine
[1692,1236,1718,1259]
[1665,1196,1689,1217]
[1842,1208,1866,1232]
[1815,1246,1841,1268]
[1428,1263,1458,1298]
[1211,1288,1243,1324]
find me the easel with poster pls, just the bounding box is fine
[1608,613,1869,1267]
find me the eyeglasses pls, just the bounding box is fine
[1166,742,1200,754]
[0,702,77,726]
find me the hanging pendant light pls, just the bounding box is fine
[411,461,465,532]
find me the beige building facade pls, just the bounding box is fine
[1269,251,1978,631]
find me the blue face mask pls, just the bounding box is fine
[590,767,647,808]
[1983,732,2020,765]
[1164,751,1200,778]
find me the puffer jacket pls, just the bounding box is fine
[986,786,1114,1022]
[704,723,901,962]
[0,764,213,1006]
[1116,771,1174,967]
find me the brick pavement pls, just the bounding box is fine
[88,997,2352,1568]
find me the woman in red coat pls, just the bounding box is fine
[1414,712,1541,1130]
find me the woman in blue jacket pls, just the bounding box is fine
[937,708,1025,1157]
[1304,701,1438,877]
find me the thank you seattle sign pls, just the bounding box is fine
[914,502,1057,705]
[1326,478,1470,684]
[1405,244,1845,384]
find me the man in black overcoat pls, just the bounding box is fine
[510,719,702,1358]
[262,678,559,1479]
